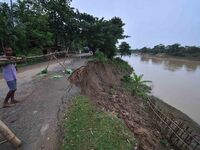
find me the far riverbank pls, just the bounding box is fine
[134,52,200,61]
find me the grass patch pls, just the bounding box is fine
[112,57,133,71]
[91,51,133,72]
[90,51,108,63]
[40,68,48,74]
[62,96,135,150]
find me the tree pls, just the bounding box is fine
[138,43,200,58]
[88,17,127,58]
[0,2,13,51]
[99,17,126,58]
[153,44,165,54]
[119,42,131,57]
[167,43,181,55]
[41,0,73,50]
[0,0,128,59]
[140,47,150,53]
[74,15,128,58]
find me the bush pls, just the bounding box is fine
[122,72,151,98]
[91,51,108,62]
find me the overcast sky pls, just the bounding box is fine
[2,0,200,48]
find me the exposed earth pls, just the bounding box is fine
[69,61,200,150]
[69,61,166,150]
[0,58,86,150]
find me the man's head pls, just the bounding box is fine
[4,47,13,56]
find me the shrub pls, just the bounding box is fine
[122,72,151,98]
[91,51,108,63]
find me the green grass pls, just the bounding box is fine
[121,75,135,91]
[62,96,135,150]
[111,57,133,71]
[90,51,133,72]
[40,68,48,74]
[90,51,109,63]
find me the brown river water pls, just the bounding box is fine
[123,54,200,125]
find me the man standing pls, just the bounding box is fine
[2,47,19,108]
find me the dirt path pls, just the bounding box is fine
[0,58,86,150]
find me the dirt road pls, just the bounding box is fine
[0,58,86,150]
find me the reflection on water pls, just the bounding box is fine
[139,55,200,72]
[123,54,200,125]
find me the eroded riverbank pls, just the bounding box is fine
[69,59,200,149]
[69,60,172,149]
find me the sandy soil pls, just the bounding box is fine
[0,58,86,150]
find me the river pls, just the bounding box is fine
[123,54,200,125]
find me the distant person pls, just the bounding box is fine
[1,47,19,108]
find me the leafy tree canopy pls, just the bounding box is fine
[119,41,131,57]
[0,0,129,58]
[139,44,200,57]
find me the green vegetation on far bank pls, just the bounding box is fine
[136,44,200,58]
[62,96,135,150]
